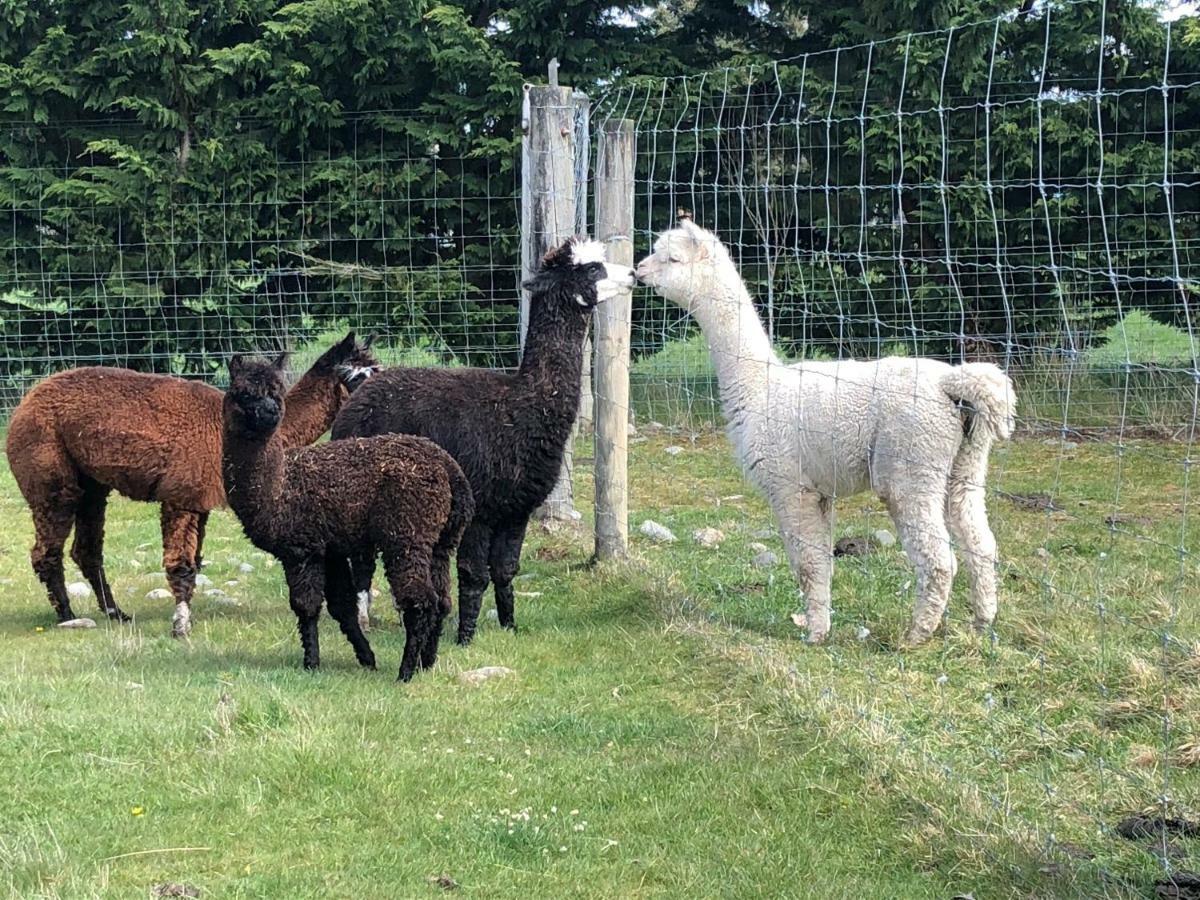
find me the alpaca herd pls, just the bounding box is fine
[6,227,1016,677]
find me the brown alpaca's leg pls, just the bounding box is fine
[161,506,201,637]
[455,520,492,646]
[283,557,324,670]
[423,547,452,670]
[324,556,376,669]
[194,511,210,571]
[383,549,438,681]
[489,520,528,633]
[31,502,80,622]
[70,480,128,622]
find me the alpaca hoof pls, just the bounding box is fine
[56,607,79,623]
[357,617,371,634]
[500,621,518,634]
[902,627,934,647]
[806,629,829,645]
[105,607,131,623]
[170,622,192,639]
[398,668,416,683]
[360,655,377,670]
[972,617,996,634]
[456,632,475,647]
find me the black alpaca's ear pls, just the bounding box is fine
[340,329,357,349]
[273,351,289,370]
[361,331,378,349]
[229,354,244,376]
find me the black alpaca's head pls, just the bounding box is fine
[523,236,635,317]
[311,330,381,393]
[225,354,288,439]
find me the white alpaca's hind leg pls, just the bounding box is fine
[774,491,835,644]
[946,451,999,630]
[889,495,956,646]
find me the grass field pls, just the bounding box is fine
[1,429,1197,898]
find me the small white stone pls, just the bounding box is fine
[664,445,684,456]
[856,626,871,641]
[752,550,779,568]
[57,617,97,629]
[639,520,677,543]
[66,582,92,600]
[692,527,725,549]
[458,666,516,687]
[748,542,769,554]
[873,529,897,548]
[202,588,226,598]
[146,588,173,601]
[936,673,949,686]
[194,573,213,587]
[238,562,254,574]
[514,591,543,599]
[1035,547,1050,560]
[224,580,239,588]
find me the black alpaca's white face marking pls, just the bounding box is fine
[568,239,634,306]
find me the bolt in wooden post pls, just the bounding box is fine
[593,119,635,560]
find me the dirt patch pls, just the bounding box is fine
[1002,491,1060,512]
[834,535,874,558]
[1115,815,1200,840]
[1104,513,1153,528]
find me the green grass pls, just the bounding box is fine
[1,432,1197,898]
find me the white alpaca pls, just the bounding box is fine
[636,220,1016,645]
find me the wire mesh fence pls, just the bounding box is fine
[0,112,524,407]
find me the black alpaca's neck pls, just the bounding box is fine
[223,427,286,547]
[517,291,588,419]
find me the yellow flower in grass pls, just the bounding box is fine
[131,806,145,817]
[35,627,44,633]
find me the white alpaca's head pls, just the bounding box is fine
[635,219,732,311]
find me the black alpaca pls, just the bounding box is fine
[332,236,634,643]
[221,354,473,680]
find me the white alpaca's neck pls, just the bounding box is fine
[688,261,778,413]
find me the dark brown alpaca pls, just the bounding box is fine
[6,331,379,635]
[221,355,472,680]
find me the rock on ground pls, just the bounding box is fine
[146,588,173,601]
[693,527,725,549]
[640,520,677,543]
[66,582,93,600]
[752,550,779,568]
[57,617,97,629]
[458,666,515,687]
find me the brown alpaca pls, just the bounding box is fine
[221,354,473,681]
[6,331,379,636]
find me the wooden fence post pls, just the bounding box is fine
[521,72,586,521]
[592,119,635,560]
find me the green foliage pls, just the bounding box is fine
[1084,310,1197,368]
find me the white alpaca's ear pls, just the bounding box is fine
[678,219,711,260]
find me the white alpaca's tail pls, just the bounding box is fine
[939,363,1017,442]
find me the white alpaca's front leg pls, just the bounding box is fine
[774,491,835,644]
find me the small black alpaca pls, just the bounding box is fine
[222,354,473,680]
[333,236,634,643]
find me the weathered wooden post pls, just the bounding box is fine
[521,63,587,521]
[592,119,635,560]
